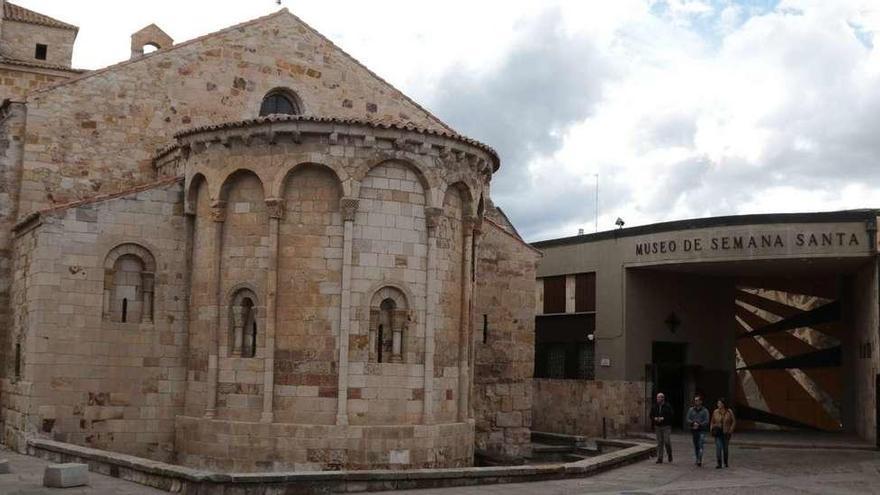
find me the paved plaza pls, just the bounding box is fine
[0,446,164,494]
[2,434,880,494]
[379,434,880,495]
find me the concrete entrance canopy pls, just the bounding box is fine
[531,210,880,443]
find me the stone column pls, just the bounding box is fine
[262,198,283,423]
[231,305,244,356]
[468,216,483,419]
[336,197,358,426]
[423,207,442,424]
[457,216,475,422]
[102,270,114,320]
[205,200,226,419]
[142,272,155,323]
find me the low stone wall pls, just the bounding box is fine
[532,379,646,438]
[28,437,653,494]
[174,416,474,472]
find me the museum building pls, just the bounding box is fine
[532,210,880,444]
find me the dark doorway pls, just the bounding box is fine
[875,374,880,448]
[652,341,687,429]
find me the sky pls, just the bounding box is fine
[15,0,880,241]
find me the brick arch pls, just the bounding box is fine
[259,87,305,116]
[215,168,267,202]
[104,243,156,273]
[352,158,439,207]
[227,282,261,308]
[271,161,350,199]
[130,24,173,58]
[441,181,477,218]
[370,285,410,310]
[363,280,416,313]
[185,172,209,215]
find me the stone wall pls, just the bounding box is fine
[0,101,24,383]
[532,379,646,438]
[3,180,188,461]
[178,118,492,435]
[274,164,342,425]
[0,66,75,101]
[19,9,453,217]
[0,20,76,69]
[473,215,540,460]
[846,259,879,442]
[175,415,473,472]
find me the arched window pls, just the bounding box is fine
[103,244,156,324]
[369,287,409,363]
[259,89,301,117]
[230,289,258,358]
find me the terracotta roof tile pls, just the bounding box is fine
[170,114,500,170]
[0,55,83,73]
[4,2,77,31]
[41,176,182,214]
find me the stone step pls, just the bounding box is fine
[43,463,88,488]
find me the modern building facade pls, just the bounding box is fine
[533,211,879,443]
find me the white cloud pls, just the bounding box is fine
[13,0,880,241]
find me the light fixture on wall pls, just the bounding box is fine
[664,312,681,334]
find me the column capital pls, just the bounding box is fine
[265,197,285,219]
[425,207,443,231]
[464,215,482,234]
[209,200,227,222]
[341,197,359,222]
[142,272,155,292]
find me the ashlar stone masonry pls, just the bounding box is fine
[0,4,538,472]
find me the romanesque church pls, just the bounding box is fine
[0,2,537,471]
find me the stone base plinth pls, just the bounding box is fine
[174,416,474,472]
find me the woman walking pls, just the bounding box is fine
[710,398,735,468]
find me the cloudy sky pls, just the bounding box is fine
[17,0,880,241]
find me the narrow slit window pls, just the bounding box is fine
[121,298,128,323]
[248,320,257,358]
[482,314,488,344]
[14,342,21,378]
[35,44,47,60]
[377,324,384,363]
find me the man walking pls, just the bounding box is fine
[650,392,674,463]
[686,395,709,466]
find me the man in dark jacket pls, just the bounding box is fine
[651,392,674,463]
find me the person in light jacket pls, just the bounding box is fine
[686,395,710,466]
[710,397,736,468]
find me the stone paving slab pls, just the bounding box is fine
[375,434,880,495]
[0,446,165,495]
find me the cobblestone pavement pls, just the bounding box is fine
[377,434,880,495]
[0,446,165,494]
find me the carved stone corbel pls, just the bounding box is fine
[425,207,443,233]
[265,198,285,220]
[210,200,227,222]
[341,197,359,222]
[465,215,483,235]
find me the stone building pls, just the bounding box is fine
[0,5,539,472]
[0,0,82,99]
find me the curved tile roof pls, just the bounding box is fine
[172,114,501,170]
[4,2,77,31]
